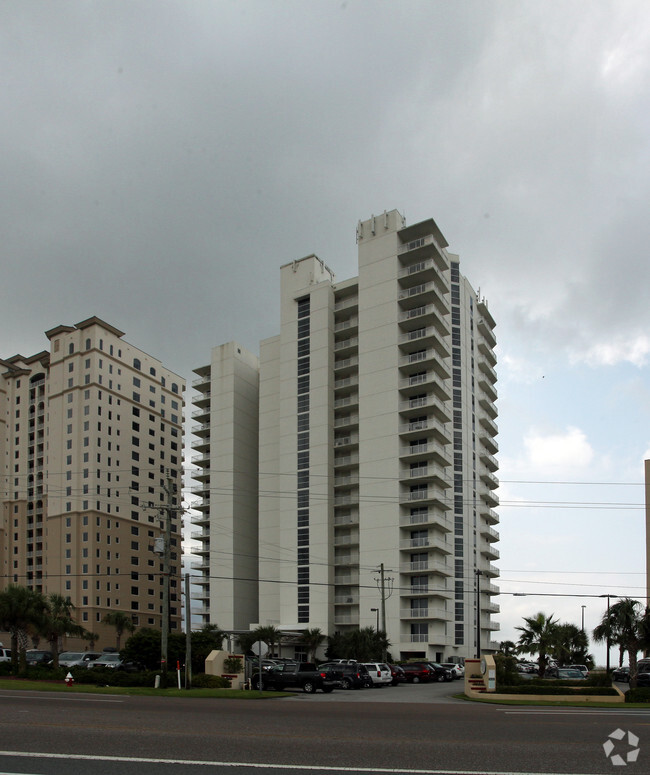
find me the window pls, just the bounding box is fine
[133,358,141,370]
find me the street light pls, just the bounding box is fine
[371,608,379,631]
[599,594,612,672]
[476,569,483,659]
[581,605,586,632]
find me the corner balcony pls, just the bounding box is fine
[480,541,500,561]
[479,394,498,420]
[481,505,499,525]
[477,356,497,384]
[478,431,498,455]
[477,316,497,348]
[481,487,499,509]
[397,233,449,271]
[479,414,499,438]
[479,448,498,472]
[478,375,498,403]
[480,470,499,490]
[480,524,500,542]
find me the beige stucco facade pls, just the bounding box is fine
[0,317,185,649]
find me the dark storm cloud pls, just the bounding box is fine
[1,1,649,375]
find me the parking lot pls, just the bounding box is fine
[272,678,463,703]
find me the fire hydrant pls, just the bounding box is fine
[65,672,74,687]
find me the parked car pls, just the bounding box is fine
[361,662,392,687]
[635,672,650,687]
[89,653,138,671]
[567,664,589,678]
[439,662,464,679]
[252,662,341,693]
[388,664,406,685]
[25,650,53,666]
[556,668,586,680]
[319,662,370,689]
[58,651,102,668]
[428,662,454,682]
[612,666,629,682]
[401,663,434,683]
[0,646,12,663]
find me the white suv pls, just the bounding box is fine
[0,646,11,663]
[361,662,392,687]
[440,662,464,679]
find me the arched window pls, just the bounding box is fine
[133,358,141,371]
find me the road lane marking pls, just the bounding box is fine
[0,693,123,703]
[0,751,614,775]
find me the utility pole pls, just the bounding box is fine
[185,573,192,689]
[476,569,482,660]
[374,563,394,662]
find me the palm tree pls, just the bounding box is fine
[43,594,85,668]
[82,630,100,650]
[102,611,135,651]
[515,611,559,677]
[499,640,517,657]
[593,599,650,686]
[551,623,593,667]
[301,628,325,662]
[0,585,48,674]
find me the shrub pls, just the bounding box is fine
[586,671,612,687]
[626,687,650,703]
[192,673,231,689]
[497,684,618,696]
[494,653,520,687]
[223,657,243,674]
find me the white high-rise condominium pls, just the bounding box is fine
[0,317,185,647]
[191,210,499,661]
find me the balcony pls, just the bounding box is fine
[481,488,499,508]
[477,316,497,348]
[398,326,451,359]
[479,431,498,455]
[402,485,450,510]
[399,350,450,380]
[335,594,359,605]
[334,572,360,586]
[191,452,211,467]
[400,510,451,533]
[401,463,451,489]
[398,371,450,402]
[400,536,431,550]
[191,406,210,421]
[477,356,497,384]
[334,316,359,334]
[481,506,499,525]
[479,449,498,472]
[334,474,360,488]
[192,373,211,389]
[480,524,500,542]
[334,493,359,507]
[333,295,359,313]
[483,563,500,578]
[334,414,359,429]
[399,418,451,446]
[479,414,499,438]
[478,339,497,367]
[334,375,359,391]
[334,532,359,547]
[399,395,451,425]
[334,355,359,374]
[478,374,498,403]
[397,233,448,271]
[479,394,498,420]
[193,422,211,438]
[334,433,359,449]
[334,453,359,469]
[480,470,499,490]
[334,394,359,410]
[334,510,359,526]
[480,541,500,561]
[334,613,360,625]
[400,439,450,467]
[334,336,358,355]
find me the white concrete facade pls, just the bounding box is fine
[191,211,499,661]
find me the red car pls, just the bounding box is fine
[401,663,434,683]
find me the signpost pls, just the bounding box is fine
[251,640,268,693]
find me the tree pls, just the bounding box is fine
[102,611,135,650]
[42,594,85,668]
[550,623,593,668]
[300,628,325,662]
[191,624,227,673]
[498,640,517,657]
[325,627,389,662]
[235,630,258,656]
[593,599,650,687]
[515,612,559,677]
[0,585,48,674]
[121,628,185,671]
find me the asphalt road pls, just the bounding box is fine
[0,682,649,775]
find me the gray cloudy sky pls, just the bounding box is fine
[2,1,649,657]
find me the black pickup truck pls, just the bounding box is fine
[252,662,342,693]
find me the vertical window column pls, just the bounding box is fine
[296,296,311,623]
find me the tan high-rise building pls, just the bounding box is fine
[192,210,499,662]
[1,317,185,648]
